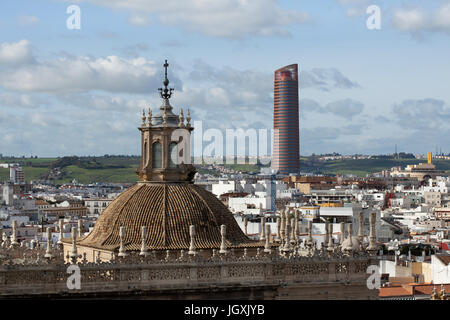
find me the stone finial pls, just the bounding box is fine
[178,108,185,127]
[186,109,191,128]
[10,220,19,247]
[140,226,149,256]
[294,210,299,241]
[324,220,329,249]
[165,250,170,261]
[260,216,266,240]
[367,212,378,253]
[219,225,227,254]
[343,223,354,252]
[70,227,79,263]
[280,209,286,245]
[141,109,147,127]
[118,226,128,257]
[327,223,334,252]
[290,217,296,244]
[57,219,64,246]
[358,212,364,244]
[283,212,291,252]
[243,217,248,235]
[275,216,281,242]
[44,227,53,259]
[78,219,83,238]
[264,224,271,253]
[340,222,345,245]
[188,225,196,255]
[306,220,313,247]
[147,108,152,126]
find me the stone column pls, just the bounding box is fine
[78,219,83,238]
[280,209,286,246]
[69,227,79,263]
[260,216,266,240]
[188,225,196,255]
[57,219,64,247]
[243,217,248,236]
[327,223,334,252]
[219,225,227,254]
[275,216,281,242]
[290,217,296,244]
[140,226,149,256]
[358,212,364,244]
[340,222,345,245]
[10,220,19,247]
[343,223,353,253]
[118,226,128,257]
[264,224,271,254]
[283,212,291,252]
[324,220,329,249]
[44,227,53,259]
[294,210,299,241]
[367,212,378,253]
[307,220,313,246]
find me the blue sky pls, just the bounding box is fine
[0,0,450,157]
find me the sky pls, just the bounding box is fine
[0,0,450,157]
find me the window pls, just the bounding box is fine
[152,142,162,169]
[169,142,178,168]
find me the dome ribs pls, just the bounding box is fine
[76,183,261,252]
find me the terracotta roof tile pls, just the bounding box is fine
[77,182,263,251]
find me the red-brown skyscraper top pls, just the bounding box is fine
[273,64,300,174]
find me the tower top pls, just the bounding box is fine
[158,59,174,100]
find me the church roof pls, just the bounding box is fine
[74,182,262,251]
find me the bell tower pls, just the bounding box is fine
[136,60,196,182]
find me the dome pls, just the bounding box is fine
[77,182,260,251]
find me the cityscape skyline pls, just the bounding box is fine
[1,1,450,157]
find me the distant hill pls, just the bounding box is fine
[0,156,449,183]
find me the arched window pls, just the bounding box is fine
[169,142,178,168]
[143,141,147,165]
[152,142,162,169]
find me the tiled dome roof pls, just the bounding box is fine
[77,182,261,251]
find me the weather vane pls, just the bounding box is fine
[158,59,174,99]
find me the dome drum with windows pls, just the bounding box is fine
[62,60,262,260]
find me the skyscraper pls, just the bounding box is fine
[273,64,300,175]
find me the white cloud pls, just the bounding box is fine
[300,68,361,91]
[0,44,169,94]
[17,15,39,26]
[336,0,373,17]
[392,7,427,32]
[392,4,450,35]
[0,39,34,67]
[128,14,151,26]
[325,99,364,120]
[0,93,44,109]
[70,0,309,38]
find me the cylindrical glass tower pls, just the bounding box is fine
[273,64,300,174]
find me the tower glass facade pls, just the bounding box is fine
[273,64,300,174]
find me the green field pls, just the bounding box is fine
[1,156,449,183]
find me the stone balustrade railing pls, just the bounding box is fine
[0,247,376,297]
